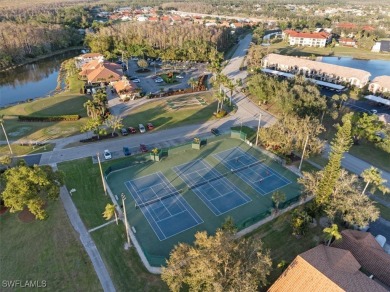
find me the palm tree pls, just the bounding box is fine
[214,91,225,114]
[102,203,118,225]
[225,79,235,106]
[271,191,286,212]
[323,224,341,246]
[0,115,12,155]
[188,77,198,91]
[361,167,389,195]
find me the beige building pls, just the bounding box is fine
[369,76,390,94]
[283,30,332,48]
[262,54,371,88]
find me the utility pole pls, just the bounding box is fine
[255,114,262,146]
[121,193,131,247]
[0,116,13,155]
[298,135,309,171]
[97,153,107,196]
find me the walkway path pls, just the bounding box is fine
[55,165,116,292]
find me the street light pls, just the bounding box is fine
[255,114,262,146]
[121,193,131,247]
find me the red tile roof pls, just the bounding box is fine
[269,245,388,292]
[332,230,390,288]
[86,62,123,83]
[337,22,357,29]
[284,30,330,39]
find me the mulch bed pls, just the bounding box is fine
[0,206,8,215]
[80,132,119,143]
[18,208,36,223]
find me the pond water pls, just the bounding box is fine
[0,51,80,108]
[320,57,390,79]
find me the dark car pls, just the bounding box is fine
[123,147,131,156]
[146,123,154,130]
[211,128,220,136]
[120,128,128,136]
[128,127,137,134]
[140,144,148,153]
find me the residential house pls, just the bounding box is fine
[79,59,103,77]
[332,230,390,288]
[369,76,390,94]
[339,38,356,47]
[113,78,137,100]
[148,16,159,22]
[269,245,388,292]
[372,40,390,53]
[262,53,371,88]
[336,22,358,30]
[283,30,332,47]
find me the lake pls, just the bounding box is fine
[320,57,390,79]
[0,51,80,108]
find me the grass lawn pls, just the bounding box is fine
[58,158,167,291]
[122,92,217,129]
[349,142,390,173]
[0,200,101,291]
[248,210,324,290]
[375,203,390,221]
[0,143,55,156]
[270,43,390,60]
[159,73,179,84]
[0,73,90,141]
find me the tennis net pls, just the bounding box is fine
[135,190,181,209]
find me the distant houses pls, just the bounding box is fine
[262,53,371,88]
[283,30,332,47]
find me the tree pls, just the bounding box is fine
[225,79,235,106]
[161,228,272,292]
[315,114,353,206]
[291,209,311,236]
[187,77,197,91]
[104,115,123,137]
[323,224,341,246]
[272,190,286,212]
[0,155,12,169]
[351,113,384,144]
[0,165,63,220]
[137,59,148,71]
[361,167,389,195]
[81,117,104,139]
[102,203,118,225]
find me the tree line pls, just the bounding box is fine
[85,21,234,62]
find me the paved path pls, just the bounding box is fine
[58,182,116,292]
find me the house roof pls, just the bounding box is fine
[371,76,390,90]
[79,53,103,59]
[263,54,371,82]
[332,230,390,288]
[79,59,103,76]
[284,30,330,39]
[337,22,357,29]
[113,79,136,93]
[86,62,123,83]
[339,38,355,43]
[269,245,388,292]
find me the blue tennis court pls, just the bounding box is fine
[125,172,203,241]
[213,148,291,195]
[173,160,251,216]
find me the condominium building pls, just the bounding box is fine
[283,30,332,47]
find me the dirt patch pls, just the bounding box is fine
[0,206,8,215]
[18,208,36,223]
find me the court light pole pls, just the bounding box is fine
[0,116,13,155]
[97,153,107,196]
[121,193,131,247]
[255,113,262,146]
[298,135,309,171]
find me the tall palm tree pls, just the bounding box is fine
[188,77,198,91]
[323,224,341,246]
[225,79,235,106]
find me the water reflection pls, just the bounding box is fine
[0,51,80,107]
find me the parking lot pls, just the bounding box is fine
[125,59,208,94]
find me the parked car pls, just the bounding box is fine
[176,75,184,79]
[123,147,131,156]
[211,128,220,136]
[132,78,140,83]
[146,123,154,130]
[140,144,148,153]
[155,78,163,83]
[370,109,378,115]
[139,124,146,133]
[128,127,137,134]
[120,128,128,136]
[103,149,112,160]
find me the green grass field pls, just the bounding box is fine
[0,200,101,291]
[105,137,301,267]
[122,92,216,130]
[0,143,55,156]
[58,158,167,291]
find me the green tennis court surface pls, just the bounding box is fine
[105,135,301,267]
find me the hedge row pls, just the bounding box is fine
[18,115,80,122]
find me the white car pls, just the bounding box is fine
[132,78,140,83]
[139,124,146,133]
[103,149,112,160]
[155,78,163,83]
[176,75,184,79]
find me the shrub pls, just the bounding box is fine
[18,115,80,122]
[216,110,227,118]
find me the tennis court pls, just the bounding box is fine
[173,159,252,216]
[213,148,291,195]
[125,172,203,241]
